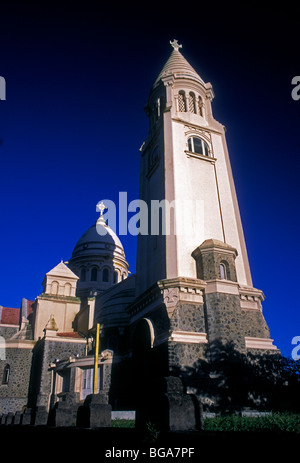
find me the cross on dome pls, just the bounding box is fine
[170,39,182,51]
[97,201,107,216]
[97,201,108,225]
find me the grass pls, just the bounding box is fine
[111,413,300,433]
[111,419,135,428]
[203,412,300,433]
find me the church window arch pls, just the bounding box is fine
[91,267,98,282]
[51,281,59,295]
[219,263,226,280]
[219,261,230,280]
[188,92,196,113]
[187,136,210,157]
[198,96,204,116]
[178,91,187,112]
[64,282,72,296]
[2,364,10,384]
[102,268,109,283]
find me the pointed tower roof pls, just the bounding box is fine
[153,39,205,88]
[46,261,79,280]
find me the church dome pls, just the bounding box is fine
[72,221,124,258]
[68,206,129,297]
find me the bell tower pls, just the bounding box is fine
[136,40,252,295]
[134,40,277,356]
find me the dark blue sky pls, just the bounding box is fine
[0,3,299,357]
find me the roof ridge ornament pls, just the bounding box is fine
[170,39,182,52]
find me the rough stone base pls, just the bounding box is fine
[50,392,79,427]
[34,406,49,426]
[22,407,33,425]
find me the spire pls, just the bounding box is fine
[153,40,205,88]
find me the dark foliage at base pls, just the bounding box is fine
[172,341,300,413]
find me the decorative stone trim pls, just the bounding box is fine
[239,287,265,311]
[170,330,208,344]
[50,350,119,371]
[205,279,240,295]
[127,277,206,320]
[4,340,34,349]
[185,150,217,165]
[245,336,277,350]
[44,335,86,344]
[126,284,162,319]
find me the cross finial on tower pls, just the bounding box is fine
[97,201,107,216]
[170,39,182,52]
[96,201,107,225]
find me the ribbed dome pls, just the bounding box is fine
[69,218,129,297]
[71,222,124,259]
[153,49,205,88]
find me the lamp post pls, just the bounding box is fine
[93,323,100,395]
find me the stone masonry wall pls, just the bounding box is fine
[168,341,206,371]
[241,309,271,338]
[168,301,207,387]
[0,326,19,340]
[31,339,86,410]
[170,302,206,332]
[194,248,237,282]
[204,292,246,352]
[0,346,33,414]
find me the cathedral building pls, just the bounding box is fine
[0,41,278,418]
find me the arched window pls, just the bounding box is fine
[51,281,59,295]
[80,268,86,282]
[220,261,230,280]
[2,364,10,384]
[102,268,109,283]
[189,92,196,113]
[64,282,72,296]
[178,91,186,112]
[187,137,210,157]
[198,96,204,116]
[219,263,227,280]
[113,270,119,284]
[91,267,98,282]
